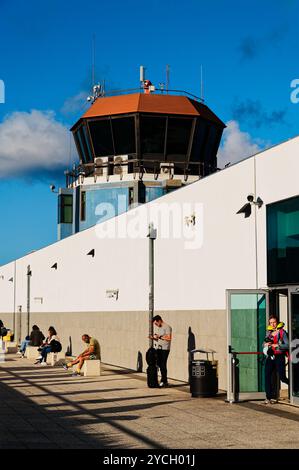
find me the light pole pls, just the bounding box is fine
[27,265,32,337]
[148,223,157,348]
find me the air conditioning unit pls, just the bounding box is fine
[94,157,109,179]
[113,155,129,177]
[160,162,174,177]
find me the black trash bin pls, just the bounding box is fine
[189,349,218,397]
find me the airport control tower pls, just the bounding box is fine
[58,71,225,240]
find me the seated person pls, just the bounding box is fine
[62,334,100,376]
[18,325,45,357]
[0,319,7,339]
[18,335,31,357]
[35,326,61,365]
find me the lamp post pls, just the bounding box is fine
[148,223,157,348]
[27,265,32,337]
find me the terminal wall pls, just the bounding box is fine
[1,137,299,389]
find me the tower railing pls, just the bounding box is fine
[65,158,218,187]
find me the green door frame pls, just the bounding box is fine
[226,289,269,403]
[288,287,299,407]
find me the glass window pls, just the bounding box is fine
[190,118,208,162]
[111,117,136,155]
[80,191,86,222]
[82,125,93,162]
[166,118,192,156]
[267,196,299,285]
[76,127,89,163]
[73,130,84,162]
[88,119,114,157]
[140,116,166,155]
[59,194,73,224]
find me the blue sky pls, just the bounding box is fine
[0,0,298,265]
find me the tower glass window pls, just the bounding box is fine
[58,194,73,224]
[267,196,299,285]
[140,116,166,155]
[166,117,192,157]
[88,119,114,157]
[111,117,136,155]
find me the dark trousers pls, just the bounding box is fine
[156,349,170,383]
[265,354,289,399]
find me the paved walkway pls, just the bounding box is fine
[1,355,299,449]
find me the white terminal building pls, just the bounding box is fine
[1,79,299,405]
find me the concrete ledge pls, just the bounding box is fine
[4,342,18,354]
[25,346,40,360]
[82,359,101,377]
[47,351,65,366]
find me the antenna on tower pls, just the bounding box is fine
[200,64,204,102]
[92,33,96,87]
[166,64,170,94]
[140,65,145,85]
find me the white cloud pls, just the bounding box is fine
[61,91,88,115]
[0,110,70,178]
[217,120,267,168]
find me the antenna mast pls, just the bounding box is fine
[92,33,96,87]
[166,64,170,94]
[200,64,204,101]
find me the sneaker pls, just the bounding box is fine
[62,364,68,370]
[34,360,41,365]
[40,362,47,367]
[270,399,278,404]
[263,399,271,404]
[72,371,81,377]
[16,351,23,355]
[159,382,169,388]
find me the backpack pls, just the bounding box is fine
[50,340,62,353]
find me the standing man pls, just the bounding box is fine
[150,315,172,387]
[62,334,101,376]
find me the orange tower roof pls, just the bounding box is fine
[72,93,225,130]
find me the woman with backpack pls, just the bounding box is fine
[263,315,289,404]
[35,326,62,366]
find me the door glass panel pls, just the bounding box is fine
[231,293,266,393]
[291,293,299,398]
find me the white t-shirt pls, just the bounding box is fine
[154,322,172,351]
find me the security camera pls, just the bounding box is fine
[87,96,92,102]
[50,185,56,192]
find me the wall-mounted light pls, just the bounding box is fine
[87,249,95,258]
[106,289,119,300]
[50,184,58,194]
[51,263,58,270]
[8,277,13,282]
[184,214,196,227]
[236,195,264,218]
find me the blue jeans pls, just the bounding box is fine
[40,345,52,363]
[265,354,289,399]
[20,339,30,354]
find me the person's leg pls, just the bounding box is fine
[72,356,87,375]
[19,340,27,353]
[265,357,275,400]
[157,350,169,385]
[276,355,289,385]
[41,346,52,363]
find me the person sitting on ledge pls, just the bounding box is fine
[35,326,62,366]
[62,334,100,376]
[18,325,45,357]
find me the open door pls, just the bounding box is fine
[227,290,269,402]
[288,287,299,406]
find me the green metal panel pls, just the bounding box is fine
[231,293,266,393]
